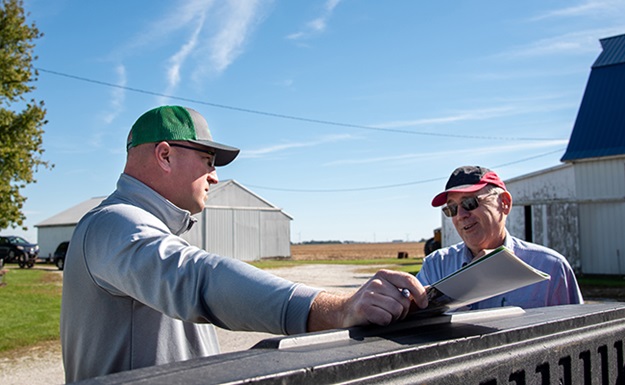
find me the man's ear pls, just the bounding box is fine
[500,191,513,214]
[154,142,172,172]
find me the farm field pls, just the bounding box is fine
[290,241,425,260]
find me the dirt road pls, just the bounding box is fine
[0,264,373,385]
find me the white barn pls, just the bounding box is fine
[35,180,292,262]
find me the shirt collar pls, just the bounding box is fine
[462,229,512,264]
[116,173,197,235]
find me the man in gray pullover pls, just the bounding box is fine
[60,105,428,382]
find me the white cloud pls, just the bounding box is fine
[243,133,353,158]
[325,140,569,167]
[493,30,610,60]
[489,1,625,61]
[374,106,517,129]
[100,64,126,125]
[287,0,342,40]
[203,1,265,74]
[158,14,205,105]
[372,98,574,130]
[116,0,270,101]
[530,0,625,21]
[116,0,213,56]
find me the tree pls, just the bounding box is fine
[0,0,50,230]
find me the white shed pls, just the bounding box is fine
[182,180,293,261]
[35,197,105,261]
[35,180,292,262]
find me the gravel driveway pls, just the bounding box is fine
[0,264,374,385]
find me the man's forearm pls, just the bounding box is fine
[307,292,349,331]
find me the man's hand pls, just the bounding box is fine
[307,269,428,331]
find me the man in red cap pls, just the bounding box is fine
[417,165,583,310]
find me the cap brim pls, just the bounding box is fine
[189,139,240,167]
[431,182,489,207]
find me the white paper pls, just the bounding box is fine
[414,246,550,316]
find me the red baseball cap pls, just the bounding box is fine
[432,166,507,207]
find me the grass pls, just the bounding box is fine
[0,267,62,354]
[251,257,422,274]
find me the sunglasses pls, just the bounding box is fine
[442,192,499,217]
[166,142,216,168]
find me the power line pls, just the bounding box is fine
[244,177,448,193]
[36,67,565,142]
[244,148,566,193]
[35,68,568,193]
[493,148,564,168]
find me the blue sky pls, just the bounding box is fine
[8,0,625,244]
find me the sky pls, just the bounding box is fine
[6,0,625,244]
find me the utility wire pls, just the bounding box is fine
[245,177,448,193]
[37,67,565,142]
[35,68,568,192]
[244,148,566,193]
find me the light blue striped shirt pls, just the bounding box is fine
[417,232,583,310]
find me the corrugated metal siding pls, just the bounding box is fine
[536,203,580,270]
[202,208,237,258]
[574,158,625,200]
[506,165,575,202]
[233,210,261,261]
[260,211,291,258]
[579,202,625,274]
[182,207,292,261]
[573,159,625,274]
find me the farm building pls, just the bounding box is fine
[440,33,625,276]
[35,197,104,261]
[35,180,292,262]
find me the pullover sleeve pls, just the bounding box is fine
[82,204,322,335]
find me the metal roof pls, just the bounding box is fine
[36,196,106,227]
[593,34,625,68]
[561,33,625,162]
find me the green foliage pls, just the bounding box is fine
[0,268,62,353]
[0,0,51,230]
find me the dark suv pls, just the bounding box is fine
[0,235,39,268]
[53,241,69,270]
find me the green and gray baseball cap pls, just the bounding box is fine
[126,105,240,167]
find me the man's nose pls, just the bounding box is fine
[456,204,470,217]
[208,170,219,185]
